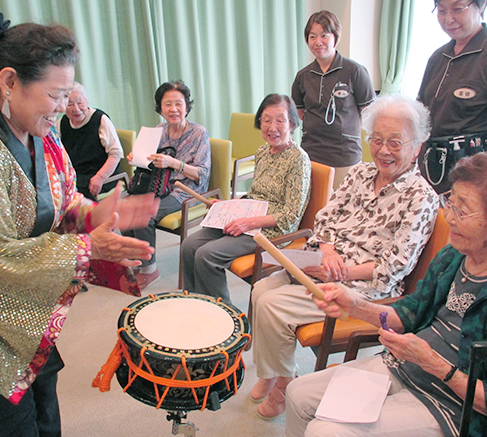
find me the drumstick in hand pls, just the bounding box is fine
[174,181,213,207]
[253,232,348,321]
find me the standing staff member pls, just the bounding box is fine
[292,10,375,189]
[418,0,487,193]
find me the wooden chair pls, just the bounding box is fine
[296,209,450,371]
[155,138,233,288]
[228,113,263,198]
[229,162,335,320]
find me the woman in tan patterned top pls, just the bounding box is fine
[250,93,440,420]
[181,94,311,304]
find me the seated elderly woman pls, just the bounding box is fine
[181,93,311,304]
[123,80,211,289]
[56,82,124,201]
[250,93,440,420]
[286,152,487,437]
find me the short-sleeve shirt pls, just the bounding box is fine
[292,53,375,167]
[418,24,487,138]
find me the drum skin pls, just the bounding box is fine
[116,292,249,411]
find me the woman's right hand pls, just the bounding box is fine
[90,212,154,267]
[310,282,355,319]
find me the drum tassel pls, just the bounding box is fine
[92,329,125,392]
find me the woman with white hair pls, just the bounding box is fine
[250,93,440,420]
[57,81,123,200]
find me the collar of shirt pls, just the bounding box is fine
[309,51,344,77]
[362,162,421,195]
[443,22,487,58]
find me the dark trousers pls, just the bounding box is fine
[0,347,64,437]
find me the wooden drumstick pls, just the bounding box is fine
[253,232,348,321]
[175,181,213,207]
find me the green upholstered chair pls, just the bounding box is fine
[155,138,233,288]
[228,113,264,198]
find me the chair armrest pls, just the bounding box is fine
[250,228,313,285]
[179,188,222,240]
[343,330,380,362]
[103,171,130,187]
[232,154,255,198]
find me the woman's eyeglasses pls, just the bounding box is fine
[434,1,474,17]
[260,117,288,127]
[368,136,415,152]
[439,190,481,221]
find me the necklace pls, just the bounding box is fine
[460,258,487,283]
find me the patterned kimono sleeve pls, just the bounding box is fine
[46,130,96,234]
[271,150,311,234]
[373,188,440,293]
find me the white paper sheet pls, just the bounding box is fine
[129,126,163,169]
[262,249,322,269]
[316,366,391,424]
[200,199,268,236]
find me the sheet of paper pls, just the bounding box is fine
[200,199,268,236]
[316,366,391,424]
[129,126,163,169]
[262,249,322,269]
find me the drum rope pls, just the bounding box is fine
[92,329,251,411]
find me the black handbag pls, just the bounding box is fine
[127,146,176,198]
[423,133,487,187]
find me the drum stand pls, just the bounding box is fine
[167,411,199,437]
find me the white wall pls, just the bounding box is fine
[305,0,382,90]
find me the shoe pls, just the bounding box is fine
[256,383,287,420]
[250,378,277,403]
[136,269,161,290]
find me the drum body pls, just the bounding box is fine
[116,292,249,411]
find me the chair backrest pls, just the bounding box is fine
[209,138,233,200]
[361,129,373,163]
[403,208,450,294]
[299,161,335,231]
[116,129,136,178]
[228,113,263,160]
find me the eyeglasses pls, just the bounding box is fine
[260,117,288,127]
[434,1,474,16]
[368,136,415,152]
[439,190,481,221]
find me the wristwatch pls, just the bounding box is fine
[442,365,458,383]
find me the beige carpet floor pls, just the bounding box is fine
[56,230,380,436]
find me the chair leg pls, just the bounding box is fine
[314,317,337,371]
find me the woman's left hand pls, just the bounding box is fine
[223,217,254,237]
[90,182,160,231]
[302,265,334,283]
[379,329,441,372]
[149,153,179,169]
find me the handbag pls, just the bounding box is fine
[127,146,176,198]
[423,132,487,187]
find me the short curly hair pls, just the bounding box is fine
[449,152,487,215]
[154,80,194,116]
[254,94,300,133]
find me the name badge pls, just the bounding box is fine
[453,88,476,99]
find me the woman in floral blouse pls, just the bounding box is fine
[250,94,439,420]
[181,94,311,304]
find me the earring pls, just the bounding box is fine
[2,91,10,119]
